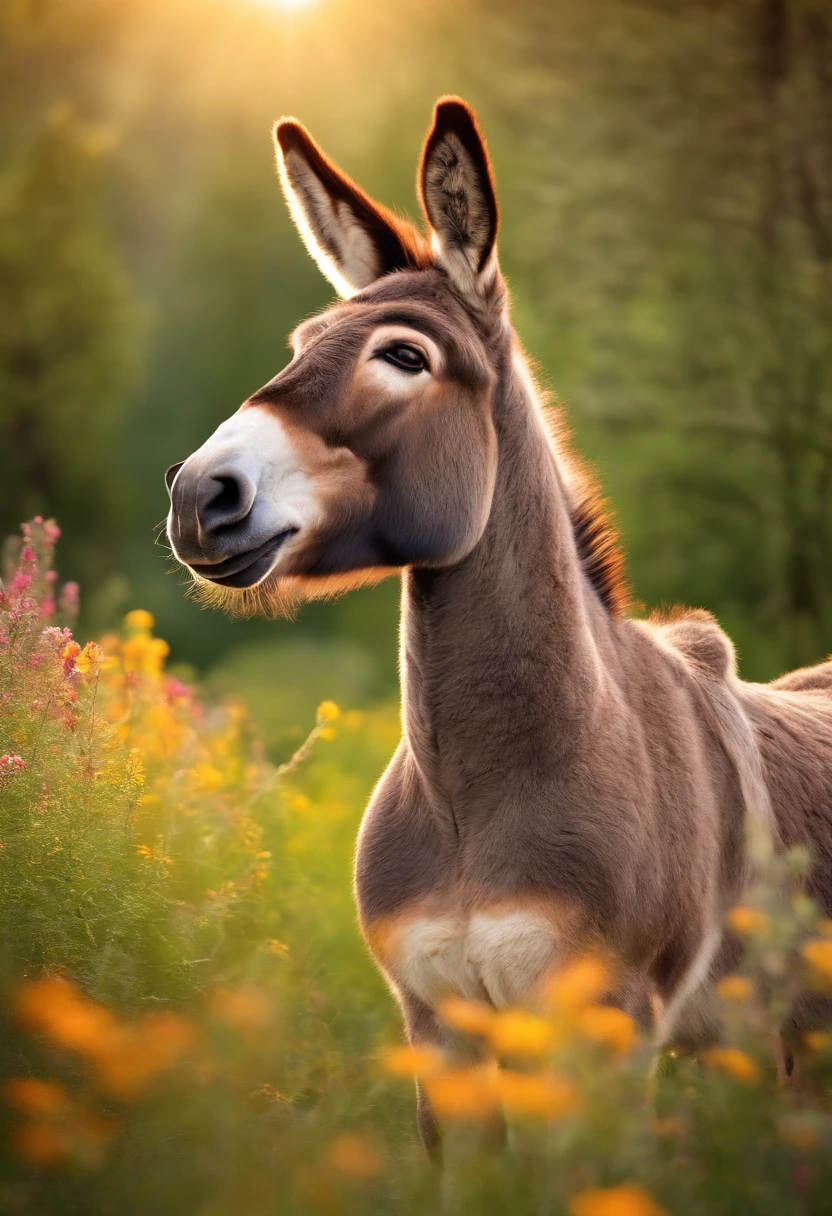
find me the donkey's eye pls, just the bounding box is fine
[380,344,428,374]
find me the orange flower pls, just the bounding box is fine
[802,939,832,985]
[325,1133,384,1182]
[716,975,753,1002]
[579,1006,637,1055]
[381,1044,444,1079]
[488,1010,555,1056]
[2,1078,71,1117]
[494,1070,579,1119]
[570,1183,670,1216]
[726,907,771,936]
[438,996,495,1038]
[424,1065,499,1119]
[212,986,271,1032]
[703,1047,760,1084]
[12,1121,70,1167]
[544,956,610,1014]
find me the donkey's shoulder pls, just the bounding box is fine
[770,659,832,695]
[635,607,737,683]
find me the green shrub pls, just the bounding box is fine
[1,520,832,1216]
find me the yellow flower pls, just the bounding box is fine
[802,938,832,985]
[319,726,336,741]
[488,1010,556,1056]
[579,1005,637,1055]
[192,763,224,793]
[777,1113,820,1153]
[325,1133,384,1182]
[804,1031,831,1052]
[317,700,340,723]
[75,642,105,674]
[726,906,771,936]
[437,996,495,1037]
[702,1047,760,1084]
[716,975,753,1002]
[570,1183,670,1216]
[424,1065,499,1119]
[495,1070,579,1119]
[125,609,154,631]
[544,956,610,1014]
[289,793,311,813]
[381,1044,443,1079]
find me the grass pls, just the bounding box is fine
[2,518,832,1216]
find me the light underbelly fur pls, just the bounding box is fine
[391,909,560,1010]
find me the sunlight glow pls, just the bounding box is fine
[250,0,320,11]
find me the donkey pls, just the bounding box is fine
[166,98,832,1155]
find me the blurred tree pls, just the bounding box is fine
[0,105,138,574]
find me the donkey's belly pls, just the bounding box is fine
[390,909,559,1010]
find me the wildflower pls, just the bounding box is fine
[289,793,311,813]
[75,641,105,674]
[570,1183,670,1216]
[777,1113,821,1153]
[424,1065,499,1119]
[438,996,495,1038]
[317,699,340,723]
[804,1031,831,1052]
[802,938,832,985]
[3,1078,71,1117]
[61,640,81,674]
[579,1005,637,1055]
[544,956,610,1014]
[495,1070,579,1119]
[58,582,79,618]
[12,1121,69,1167]
[268,939,290,958]
[726,906,771,936]
[212,986,271,1031]
[325,1133,384,1182]
[716,975,753,1002]
[702,1047,760,1084]
[381,1043,444,1078]
[125,609,154,631]
[488,1010,556,1056]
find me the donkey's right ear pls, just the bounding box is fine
[418,97,499,301]
[274,120,427,298]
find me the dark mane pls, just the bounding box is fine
[569,486,630,617]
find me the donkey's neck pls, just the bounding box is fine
[401,347,609,825]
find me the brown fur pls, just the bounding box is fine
[166,98,832,1158]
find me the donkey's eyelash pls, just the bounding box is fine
[376,344,430,375]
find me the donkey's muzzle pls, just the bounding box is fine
[167,460,258,566]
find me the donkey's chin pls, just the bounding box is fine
[187,528,298,591]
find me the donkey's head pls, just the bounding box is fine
[166,98,508,615]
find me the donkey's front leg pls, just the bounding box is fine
[399,988,506,1164]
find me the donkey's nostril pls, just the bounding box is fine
[208,476,242,516]
[196,468,257,538]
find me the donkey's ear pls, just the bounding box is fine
[274,119,427,298]
[418,97,499,299]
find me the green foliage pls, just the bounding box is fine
[3,524,832,1216]
[2,0,831,683]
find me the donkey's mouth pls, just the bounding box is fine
[188,529,297,589]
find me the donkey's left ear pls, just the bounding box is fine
[418,97,499,300]
[275,119,428,298]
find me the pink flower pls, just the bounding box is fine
[20,546,35,563]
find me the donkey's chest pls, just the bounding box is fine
[382,908,559,1010]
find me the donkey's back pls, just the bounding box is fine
[742,663,832,918]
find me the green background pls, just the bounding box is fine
[3,0,831,750]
